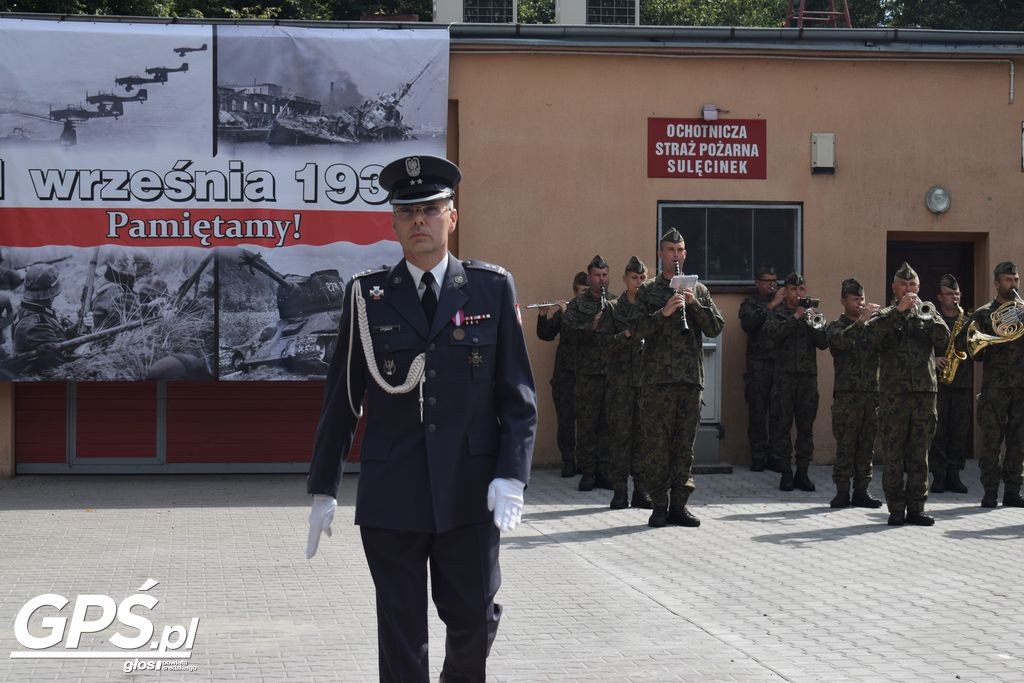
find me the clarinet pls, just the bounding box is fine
[675,261,690,334]
[600,286,608,310]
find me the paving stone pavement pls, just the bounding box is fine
[1,461,1023,682]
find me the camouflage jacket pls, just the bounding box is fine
[865,306,949,393]
[631,275,725,387]
[739,294,777,362]
[607,293,644,387]
[826,314,879,393]
[12,301,75,372]
[563,290,616,376]
[764,304,827,376]
[969,298,1024,390]
[939,310,972,389]
[536,308,575,379]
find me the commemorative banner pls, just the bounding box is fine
[0,19,448,381]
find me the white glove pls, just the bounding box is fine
[487,478,525,532]
[305,494,337,559]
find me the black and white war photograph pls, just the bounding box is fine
[0,20,212,153]
[217,240,401,381]
[0,245,216,381]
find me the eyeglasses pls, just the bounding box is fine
[393,205,451,220]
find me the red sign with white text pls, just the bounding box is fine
[648,118,767,179]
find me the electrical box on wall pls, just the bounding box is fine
[811,132,835,174]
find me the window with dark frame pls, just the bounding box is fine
[463,0,514,22]
[586,0,635,25]
[657,203,802,285]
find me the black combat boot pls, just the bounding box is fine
[887,506,906,526]
[560,456,576,478]
[779,466,795,492]
[794,466,816,492]
[766,458,783,473]
[829,484,851,508]
[945,468,968,494]
[609,489,629,510]
[631,484,653,509]
[594,472,615,490]
[648,507,668,528]
[578,473,595,492]
[667,506,701,527]
[930,470,945,493]
[750,456,766,472]
[981,487,999,508]
[1003,486,1024,507]
[851,488,884,508]
[906,507,935,526]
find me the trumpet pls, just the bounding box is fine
[525,300,569,309]
[807,311,827,330]
[913,299,937,320]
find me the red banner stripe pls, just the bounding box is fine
[0,207,395,248]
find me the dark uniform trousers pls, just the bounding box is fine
[977,386,1024,491]
[831,391,877,489]
[744,359,774,462]
[771,373,818,468]
[639,383,701,508]
[931,385,972,475]
[361,522,501,683]
[606,381,642,491]
[573,373,608,477]
[551,370,576,462]
[878,391,937,513]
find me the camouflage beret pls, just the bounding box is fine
[894,262,918,281]
[573,271,588,287]
[587,254,608,271]
[660,228,683,244]
[994,261,1018,277]
[784,272,805,286]
[625,255,648,274]
[841,278,863,297]
[755,264,776,278]
[938,273,959,291]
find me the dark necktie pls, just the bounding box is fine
[421,272,437,325]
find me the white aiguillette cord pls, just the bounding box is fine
[347,282,427,421]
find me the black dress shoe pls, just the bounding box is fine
[945,469,968,494]
[930,471,945,493]
[667,506,701,527]
[829,487,851,509]
[794,467,816,492]
[887,509,906,526]
[981,488,999,508]
[609,490,629,509]
[648,507,668,528]
[851,488,884,508]
[594,473,615,490]
[906,511,935,526]
[779,467,794,492]
[631,487,653,509]
[578,473,595,491]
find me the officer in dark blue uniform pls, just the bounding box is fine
[306,155,538,682]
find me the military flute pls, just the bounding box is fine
[525,300,569,309]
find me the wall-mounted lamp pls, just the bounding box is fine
[925,185,951,214]
[702,104,728,121]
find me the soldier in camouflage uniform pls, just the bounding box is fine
[740,264,785,472]
[968,261,1024,508]
[930,274,971,494]
[864,262,949,525]
[536,271,589,477]
[11,264,76,375]
[563,256,616,491]
[825,278,883,509]
[607,256,652,510]
[764,272,828,492]
[631,229,725,528]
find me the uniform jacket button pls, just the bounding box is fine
[427,397,437,406]
[428,369,437,378]
[427,424,436,433]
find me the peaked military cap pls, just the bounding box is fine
[379,155,462,205]
[784,272,805,286]
[894,262,918,281]
[841,278,863,297]
[625,256,648,274]
[661,228,683,244]
[755,264,776,278]
[573,271,588,287]
[588,254,608,271]
[938,273,959,291]
[994,261,1018,277]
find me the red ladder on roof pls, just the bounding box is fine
[785,0,852,29]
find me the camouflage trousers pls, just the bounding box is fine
[606,380,643,492]
[744,361,774,463]
[930,386,971,474]
[878,392,936,513]
[573,373,609,477]
[638,383,701,508]
[976,386,1024,491]
[831,391,877,490]
[551,370,576,465]
[771,373,818,468]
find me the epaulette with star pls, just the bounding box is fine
[462,259,508,277]
[352,265,389,279]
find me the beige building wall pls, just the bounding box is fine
[448,48,1024,467]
